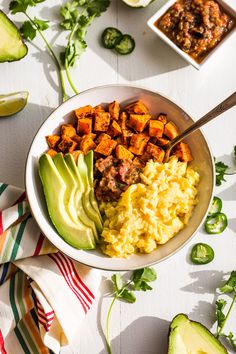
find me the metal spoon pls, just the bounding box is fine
[164,91,236,162]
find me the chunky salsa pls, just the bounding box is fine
[45,100,193,202]
[155,0,235,63]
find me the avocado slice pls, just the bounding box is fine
[64,153,99,241]
[168,314,228,354]
[77,153,103,234]
[84,151,103,223]
[0,10,28,62]
[39,154,95,250]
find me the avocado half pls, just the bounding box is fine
[168,314,228,354]
[0,10,28,62]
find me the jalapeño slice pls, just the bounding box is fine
[205,212,228,234]
[114,34,135,55]
[190,243,215,265]
[102,27,123,49]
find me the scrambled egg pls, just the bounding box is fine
[100,157,199,258]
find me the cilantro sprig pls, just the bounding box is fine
[9,0,110,101]
[9,0,68,102]
[215,271,236,351]
[59,0,110,95]
[105,268,157,354]
[214,145,236,186]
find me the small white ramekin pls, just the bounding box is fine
[147,0,236,69]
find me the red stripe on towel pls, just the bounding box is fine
[12,192,26,206]
[59,252,93,305]
[33,233,45,256]
[49,254,87,313]
[0,330,7,354]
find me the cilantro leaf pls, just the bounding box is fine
[85,0,110,17]
[226,332,236,350]
[216,298,227,330]
[220,271,236,293]
[9,0,45,14]
[34,17,49,31]
[60,1,78,30]
[132,267,157,291]
[215,160,229,186]
[20,21,37,40]
[119,289,136,303]
[111,274,123,293]
[234,146,236,162]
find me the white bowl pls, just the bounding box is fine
[147,0,236,70]
[25,85,214,271]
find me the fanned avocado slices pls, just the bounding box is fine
[168,314,228,354]
[77,152,103,234]
[39,154,96,250]
[0,10,28,62]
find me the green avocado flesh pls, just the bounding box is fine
[77,153,103,234]
[84,151,103,224]
[64,153,99,241]
[0,10,28,62]
[168,314,228,354]
[39,154,96,250]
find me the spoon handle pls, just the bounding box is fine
[169,91,236,148]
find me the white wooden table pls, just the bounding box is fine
[1,0,236,353]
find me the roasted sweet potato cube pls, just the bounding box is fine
[122,129,133,145]
[72,135,82,144]
[157,113,167,125]
[109,120,122,137]
[116,145,134,160]
[129,134,149,155]
[46,135,60,149]
[94,105,105,114]
[164,121,179,140]
[47,149,57,158]
[128,114,151,133]
[61,124,76,139]
[119,112,128,130]
[58,137,77,153]
[94,112,110,132]
[125,101,149,114]
[149,120,164,138]
[156,137,170,147]
[77,118,93,134]
[74,105,94,118]
[95,139,117,156]
[109,101,120,120]
[146,143,165,162]
[71,150,82,163]
[80,135,96,154]
[96,133,111,144]
[173,142,193,162]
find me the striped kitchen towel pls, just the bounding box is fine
[0,183,101,354]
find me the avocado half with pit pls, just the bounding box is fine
[168,314,228,354]
[0,10,28,62]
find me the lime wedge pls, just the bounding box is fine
[0,91,28,117]
[121,0,154,7]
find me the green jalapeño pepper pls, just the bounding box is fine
[208,196,222,216]
[205,212,228,234]
[102,27,122,49]
[191,243,214,265]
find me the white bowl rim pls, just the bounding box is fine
[25,83,215,271]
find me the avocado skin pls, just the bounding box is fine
[39,153,96,250]
[168,313,228,354]
[0,10,28,62]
